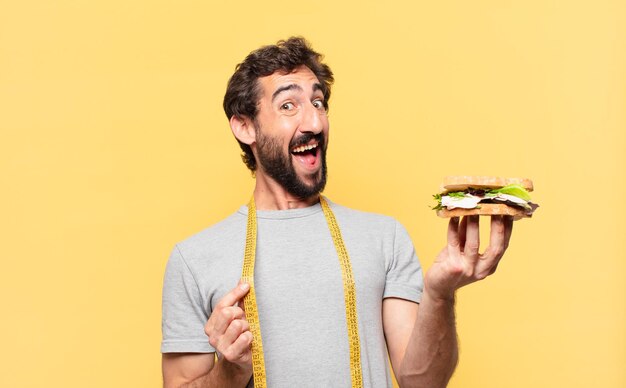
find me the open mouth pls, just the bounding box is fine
[290,142,320,167]
[291,142,318,155]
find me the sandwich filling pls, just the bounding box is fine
[433,184,539,216]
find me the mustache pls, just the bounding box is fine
[289,133,325,150]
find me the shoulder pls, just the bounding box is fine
[328,200,405,240]
[329,200,399,227]
[164,208,248,313]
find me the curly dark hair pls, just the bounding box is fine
[223,37,334,171]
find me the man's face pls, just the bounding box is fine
[252,66,330,199]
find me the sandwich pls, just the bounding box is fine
[433,176,539,219]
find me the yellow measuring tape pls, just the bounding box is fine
[241,196,363,387]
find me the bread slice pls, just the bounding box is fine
[442,176,534,193]
[436,203,530,220]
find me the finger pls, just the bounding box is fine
[215,282,250,309]
[218,318,250,352]
[229,306,245,320]
[464,215,480,262]
[492,215,513,255]
[489,261,500,276]
[504,215,514,247]
[458,216,468,253]
[212,306,245,335]
[236,279,247,310]
[223,331,253,363]
[484,215,507,260]
[476,215,508,278]
[447,217,461,254]
[236,280,248,318]
[225,318,250,342]
[238,298,247,319]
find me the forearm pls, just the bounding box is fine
[180,358,252,388]
[397,289,458,388]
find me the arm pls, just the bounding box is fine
[162,283,254,388]
[162,353,252,388]
[384,294,457,388]
[385,215,513,388]
[162,353,214,387]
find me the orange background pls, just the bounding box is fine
[1,1,624,387]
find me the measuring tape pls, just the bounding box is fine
[241,196,363,387]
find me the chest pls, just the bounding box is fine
[205,215,389,318]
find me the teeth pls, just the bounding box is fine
[292,143,318,153]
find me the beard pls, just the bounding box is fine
[255,129,327,199]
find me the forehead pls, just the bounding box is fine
[257,66,321,98]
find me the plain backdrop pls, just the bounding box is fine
[1,1,624,387]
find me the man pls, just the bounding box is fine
[161,37,513,388]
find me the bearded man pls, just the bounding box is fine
[161,37,513,388]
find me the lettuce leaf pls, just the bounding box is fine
[447,191,466,198]
[432,194,444,210]
[490,184,532,201]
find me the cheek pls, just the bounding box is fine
[322,116,330,135]
[259,115,292,136]
[275,118,300,137]
[320,111,330,125]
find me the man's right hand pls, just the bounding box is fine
[205,282,253,370]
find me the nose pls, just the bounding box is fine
[300,102,325,134]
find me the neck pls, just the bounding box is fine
[253,174,319,210]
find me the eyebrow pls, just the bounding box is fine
[272,84,301,102]
[271,83,324,102]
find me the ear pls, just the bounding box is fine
[230,115,256,145]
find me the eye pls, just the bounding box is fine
[312,99,325,110]
[281,102,295,111]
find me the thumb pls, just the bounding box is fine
[236,280,251,319]
[216,281,250,308]
[236,280,250,297]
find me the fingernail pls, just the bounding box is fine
[240,283,250,291]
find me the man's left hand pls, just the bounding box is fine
[425,215,514,301]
